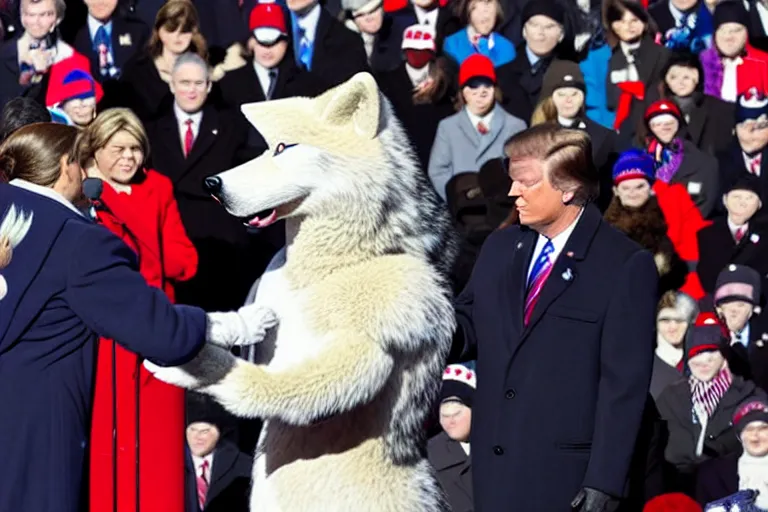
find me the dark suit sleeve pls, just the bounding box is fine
[699,155,720,219]
[583,250,657,497]
[64,224,206,366]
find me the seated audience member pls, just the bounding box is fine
[428,364,475,512]
[388,0,461,52]
[428,54,525,200]
[185,392,253,512]
[285,0,369,91]
[73,0,149,106]
[649,0,713,51]
[531,59,621,210]
[659,52,734,156]
[641,99,720,218]
[601,0,669,133]
[652,291,699,401]
[718,90,768,211]
[442,0,515,67]
[496,0,569,124]
[219,2,313,110]
[147,52,281,312]
[341,0,403,72]
[121,0,208,124]
[45,58,102,127]
[644,493,704,512]
[376,24,456,172]
[657,324,764,494]
[712,265,768,393]
[0,96,51,142]
[695,399,768,510]
[606,149,706,297]
[0,0,92,108]
[699,1,768,103]
[697,174,768,295]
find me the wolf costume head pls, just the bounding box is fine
[207,72,457,281]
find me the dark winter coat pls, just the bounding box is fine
[452,204,658,511]
[656,375,765,476]
[0,183,205,512]
[694,451,741,507]
[721,312,768,394]
[650,354,684,402]
[184,440,253,512]
[498,45,554,124]
[427,431,473,512]
[665,139,720,219]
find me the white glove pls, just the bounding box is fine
[206,305,278,348]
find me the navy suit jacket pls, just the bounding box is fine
[452,203,658,511]
[0,183,205,512]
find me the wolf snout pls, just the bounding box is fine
[204,176,223,196]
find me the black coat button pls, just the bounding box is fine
[493,445,504,455]
[505,389,516,399]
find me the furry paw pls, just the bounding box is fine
[206,306,278,348]
[144,344,237,390]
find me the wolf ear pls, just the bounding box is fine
[319,73,380,140]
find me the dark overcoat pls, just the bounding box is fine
[452,204,658,511]
[428,431,474,512]
[184,440,252,512]
[0,182,205,512]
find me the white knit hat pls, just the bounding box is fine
[401,24,437,52]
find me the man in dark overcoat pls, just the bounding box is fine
[452,124,658,511]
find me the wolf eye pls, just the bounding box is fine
[273,143,297,156]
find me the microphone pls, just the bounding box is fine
[82,177,104,202]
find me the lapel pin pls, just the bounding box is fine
[119,33,132,46]
[561,268,573,281]
[516,242,523,249]
[212,129,218,135]
[751,233,760,243]
[758,340,765,348]
[566,251,574,258]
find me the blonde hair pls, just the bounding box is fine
[503,124,598,206]
[0,122,78,187]
[75,108,149,168]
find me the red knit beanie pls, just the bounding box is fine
[459,54,496,87]
[643,493,702,512]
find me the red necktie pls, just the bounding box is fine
[477,121,489,135]
[184,119,195,157]
[751,154,762,175]
[735,226,746,243]
[197,459,209,509]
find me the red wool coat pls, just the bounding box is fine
[653,180,710,299]
[89,169,198,512]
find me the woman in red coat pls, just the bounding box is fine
[77,108,197,512]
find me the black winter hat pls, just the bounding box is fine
[713,0,750,31]
[540,59,586,99]
[687,324,726,359]
[440,364,476,408]
[521,0,564,28]
[733,399,768,438]
[725,173,763,201]
[661,52,704,94]
[714,264,762,306]
[186,392,229,428]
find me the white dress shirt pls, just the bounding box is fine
[728,218,749,240]
[558,116,586,129]
[721,56,743,103]
[405,62,430,87]
[465,109,494,134]
[9,179,82,216]
[253,61,276,98]
[296,3,321,44]
[87,15,113,43]
[731,324,750,347]
[526,209,584,282]
[743,152,762,176]
[414,5,439,26]
[757,2,768,37]
[174,103,203,151]
[192,452,214,480]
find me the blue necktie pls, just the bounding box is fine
[298,27,312,71]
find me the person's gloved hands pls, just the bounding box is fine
[206,304,278,348]
[571,487,619,512]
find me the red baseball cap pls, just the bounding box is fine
[249,2,288,45]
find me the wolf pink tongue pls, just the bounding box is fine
[248,210,278,228]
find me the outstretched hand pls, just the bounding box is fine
[571,488,619,512]
[206,304,278,348]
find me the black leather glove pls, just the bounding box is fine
[570,487,620,512]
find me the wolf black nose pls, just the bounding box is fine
[204,176,222,194]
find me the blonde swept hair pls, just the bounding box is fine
[503,124,599,206]
[75,108,149,168]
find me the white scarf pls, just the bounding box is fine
[738,451,768,510]
[655,334,683,368]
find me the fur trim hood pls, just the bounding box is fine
[210,43,249,82]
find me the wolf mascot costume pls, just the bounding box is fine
[145,73,458,511]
